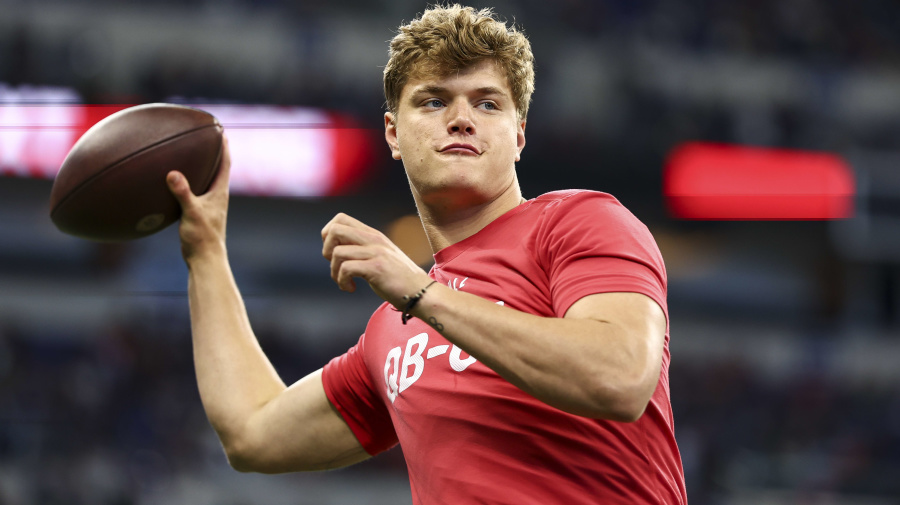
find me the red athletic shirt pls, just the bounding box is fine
[322,190,687,504]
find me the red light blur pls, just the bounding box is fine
[0,103,378,197]
[664,142,855,220]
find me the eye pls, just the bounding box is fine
[478,101,498,111]
[423,99,444,108]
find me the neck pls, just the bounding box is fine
[415,177,525,253]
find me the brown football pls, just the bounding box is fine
[49,103,223,241]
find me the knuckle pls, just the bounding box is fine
[336,266,349,285]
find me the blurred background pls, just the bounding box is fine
[2,0,900,503]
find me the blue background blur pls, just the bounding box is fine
[1,1,900,504]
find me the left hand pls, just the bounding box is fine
[321,213,433,308]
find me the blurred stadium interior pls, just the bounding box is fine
[2,0,900,503]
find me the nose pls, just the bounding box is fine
[446,101,475,135]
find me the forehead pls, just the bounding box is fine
[401,59,511,98]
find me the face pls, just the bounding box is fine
[385,59,526,210]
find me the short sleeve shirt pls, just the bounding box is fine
[323,190,687,505]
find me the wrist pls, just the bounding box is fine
[400,280,438,324]
[184,239,228,269]
[408,281,449,332]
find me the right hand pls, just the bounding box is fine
[167,134,232,262]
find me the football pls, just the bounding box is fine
[49,103,223,241]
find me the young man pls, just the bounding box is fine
[166,5,687,504]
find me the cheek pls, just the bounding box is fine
[400,125,427,153]
[496,127,520,158]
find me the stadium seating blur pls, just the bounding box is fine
[1,0,899,503]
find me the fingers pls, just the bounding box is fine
[321,213,429,304]
[322,216,385,294]
[321,213,371,243]
[166,170,196,210]
[167,133,231,214]
[322,220,384,261]
[207,134,232,194]
[330,245,375,291]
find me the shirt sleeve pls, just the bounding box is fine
[321,334,399,456]
[537,191,668,318]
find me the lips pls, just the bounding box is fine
[440,143,481,155]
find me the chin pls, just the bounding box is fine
[418,181,493,209]
[411,166,512,208]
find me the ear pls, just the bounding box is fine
[385,112,402,160]
[515,119,526,162]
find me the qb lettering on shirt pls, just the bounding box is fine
[383,333,477,403]
[382,277,503,403]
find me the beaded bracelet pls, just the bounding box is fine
[401,280,438,324]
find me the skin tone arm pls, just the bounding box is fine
[322,213,667,422]
[167,137,370,473]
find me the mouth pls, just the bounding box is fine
[439,143,481,155]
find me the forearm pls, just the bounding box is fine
[320,212,663,420]
[410,284,660,421]
[186,246,286,445]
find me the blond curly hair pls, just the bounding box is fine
[384,4,535,121]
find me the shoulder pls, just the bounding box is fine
[532,189,619,205]
[529,189,643,229]
[529,189,662,265]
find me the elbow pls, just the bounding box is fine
[228,456,255,473]
[224,438,259,473]
[586,375,656,423]
[227,455,255,473]
[604,397,648,423]
[222,431,279,474]
[223,434,319,474]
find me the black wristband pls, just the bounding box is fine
[401,280,437,324]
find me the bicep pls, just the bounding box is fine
[237,368,371,473]
[565,292,667,384]
[565,291,666,331]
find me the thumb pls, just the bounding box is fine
[166,171,194,209]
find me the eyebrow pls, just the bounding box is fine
[408,85,510,100]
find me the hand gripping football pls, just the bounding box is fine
[49,103,223,241]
